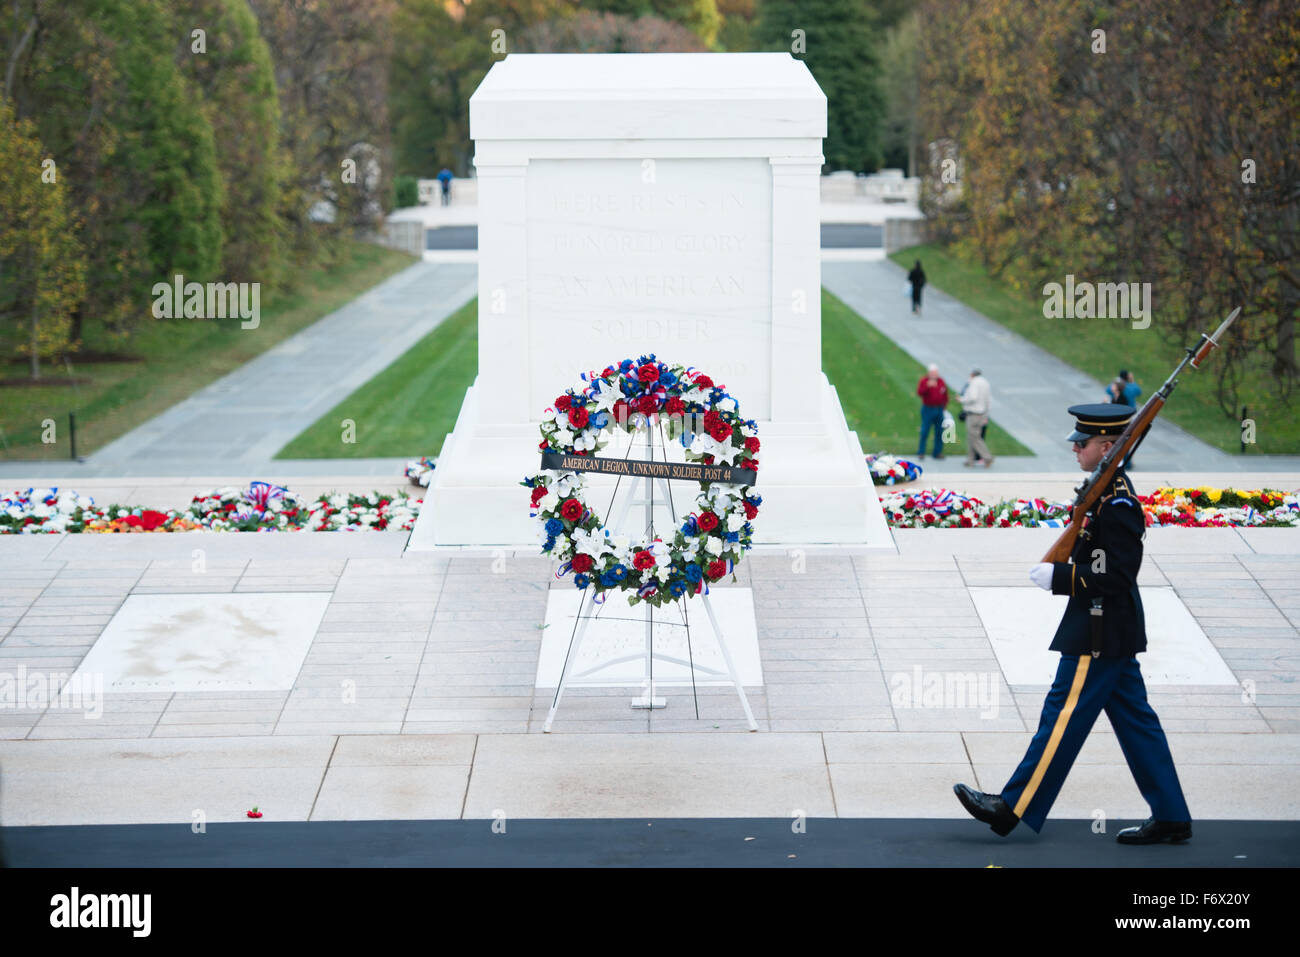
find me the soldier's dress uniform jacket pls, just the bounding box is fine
[999,466,1191,833]
[1048,469,1146,658]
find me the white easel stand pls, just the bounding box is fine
[542,428,757,732]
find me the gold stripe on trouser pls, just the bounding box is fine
[1013,656,1092,819]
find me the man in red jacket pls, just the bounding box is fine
[916,364,949,459]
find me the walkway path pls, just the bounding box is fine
[822,259,1300,474]
[0,262,476,480]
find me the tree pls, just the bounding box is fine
[173,0,288,287]
[249,0,396,263]
[0,100,86,379]
[518,10,710,52]
[582,0,722,48]
[876,8,919,174]
[753,0,885,172]
[2,0,224,345]
[390,0,572,180]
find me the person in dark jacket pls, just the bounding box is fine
[953,403,1191,844]
[907,260,926,315]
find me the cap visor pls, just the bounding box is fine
[1066,429,1090,443]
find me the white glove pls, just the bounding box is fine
[1029,563,1054,591]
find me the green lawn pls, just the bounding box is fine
[890,243,1295,455]
[822,287,1031,457]
[278,289,1030,461]
[274,295,478,458]
[0,240,418,461]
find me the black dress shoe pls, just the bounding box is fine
[1116,818,1192,845]
[953,783,1018,836]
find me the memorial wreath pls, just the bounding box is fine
[522,355,762,607]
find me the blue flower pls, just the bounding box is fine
[543,536,556,552]
[610,563,628,581]
[669,581,687,597]
[724,531,739,543]
[619,359,634,372]
[684,563,703,583]
[591,411,610,429]
[573,573,590,589]
[680,516,698,536]
[660,370,677,388]
[599,570,619,587]
[545,518,563,536]
[747,494,763,507]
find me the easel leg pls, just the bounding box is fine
[630,598,666,709]
[701,593,758,731]
[544,587,598,733]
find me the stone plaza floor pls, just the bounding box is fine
[1,490,1297,832]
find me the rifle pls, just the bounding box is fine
[1042,307,1241,563]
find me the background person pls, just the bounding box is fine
[915,363,948,459]
[959,368,994,468]
[907,260,926,315]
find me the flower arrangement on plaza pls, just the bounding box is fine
[881,486,1300,529]
[865,452,923,485]
[1139,487,1300,528]
[522,355,762,608]
[0,483,423,533]
[405,457,437,487]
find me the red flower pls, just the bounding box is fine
[999,518,1011,527]
[743,501,759,520]
[539,440,548,450]
[744,437,761,454]
[707,559,728,580]
[638,363,659,382]
[613,400,630,425]
[702,454,715,464]
[664,397,686,416]
[697,511,719,532]
[570,553,594,573]
[740,458,758,470]
[924,513,936,524]
[530,486,546,506]
[904,497,916,509]
[959,515,973,528]
[139,510,169,531]
[560,499,584,522]
[555,395,572,411]
[708,421,732,442]
[694,374,714,389]
[636,394,660,415]
[633,550,656,570]
[703,410,723,432]
[569,405,590,428]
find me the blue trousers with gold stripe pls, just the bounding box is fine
[1001,655,1190,833]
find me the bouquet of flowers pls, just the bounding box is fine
[865,452,923,486]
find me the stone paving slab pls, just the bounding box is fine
[0,526,1297,824]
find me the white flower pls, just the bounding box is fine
[655,565,670,582]
[539,490,559,513]
[717,397,737,413]
[726,511,746,532]
[704,535,723,556]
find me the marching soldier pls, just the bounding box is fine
[953,404,1192,843]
